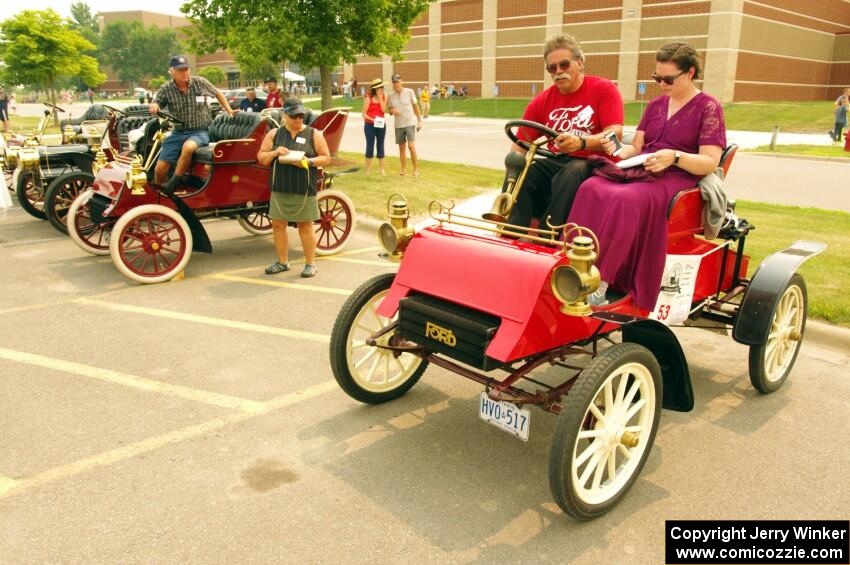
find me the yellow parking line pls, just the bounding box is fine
[0,476,21,497]
[76,298,331,343]
[0,380,339,501]
[0,347,266,413]
[208,274,353,296]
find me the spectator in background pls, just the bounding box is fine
[420,87,431,118]
[387,74,423,177]
[265,77,283,108]
[351,77,359,98]
[87,88,94,104]
[240,87,266,113]
[362,78,388,176]
[343,79,351,100]
[0,87,9,133]
[831,87,849,142]
[138,90,146,104]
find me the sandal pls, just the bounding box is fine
[301,264,318,278]
[264,261,290,275]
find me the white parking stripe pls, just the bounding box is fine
[0,380,338,500]
[0,347,267,413]
[208,274,353,296]
[75,298,331,342]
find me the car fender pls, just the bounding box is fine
[622,319,693,412]
[733,240,826,346]
[162,192,212,254]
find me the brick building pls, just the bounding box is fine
[349,0,850,102]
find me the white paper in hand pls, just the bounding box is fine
[615,154,650,169]
[277,150,305,164]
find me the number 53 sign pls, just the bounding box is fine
[652,255,702,325]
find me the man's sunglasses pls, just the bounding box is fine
[546,59,573,74]
[651,71,685,85]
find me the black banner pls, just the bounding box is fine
[666,520,849,564]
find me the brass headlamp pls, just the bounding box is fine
[92,148,108,174]
[4,146,20,169]
[551,228,601,316]
[125,155,148,195]
[82,123,104,147]
[62,124,77,144]
[378,193,415,261]
[18,138,41,171]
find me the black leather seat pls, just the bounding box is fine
[60,104,109,127]
[115,107,153,152]
[193,112,265,165]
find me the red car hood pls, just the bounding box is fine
[377,226,627,362]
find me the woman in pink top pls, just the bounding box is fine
[362,78,388,175]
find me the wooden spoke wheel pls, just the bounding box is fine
[329,273,427,404]
[549,343,662,520]
[45,171,93,234]
[109,204,193,284]
[315,189,356,256]
[237,210,273,235]
[68,189,114,256]
[748,274,807,394]
[15,170,47,220]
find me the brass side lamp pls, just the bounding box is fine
[125,155,147,195]
[18,138,41,171]
[551,229,601,317]
[378,193,415,261]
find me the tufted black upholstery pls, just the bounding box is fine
[207,112,265,143]
[115,107,153,152]
[60,104,109,127]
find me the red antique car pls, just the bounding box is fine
[329,120,825,520]
[66,107,355,283]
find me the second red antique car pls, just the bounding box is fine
[329,120,825,520]
[67,107,355,283]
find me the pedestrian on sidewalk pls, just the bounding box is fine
[387,74,423,177]
[831,87,849,142]
[420,87,430,118]
[0,87,9,133]
[362,78,388,176]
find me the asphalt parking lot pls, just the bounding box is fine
[1,204,848,564]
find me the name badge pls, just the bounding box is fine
[195,96,206,103]
[295,136,306,144]
[246,108,253,113]
[373,116,385,129]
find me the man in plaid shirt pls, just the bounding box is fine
[149,55,235,187]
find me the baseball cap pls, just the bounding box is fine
[264,76,278,83]
[283,97,306,117]
[169,55,190,70]
[391,74,402,82]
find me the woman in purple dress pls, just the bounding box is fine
[567,42,726,310]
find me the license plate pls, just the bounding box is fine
[478,392,530,441]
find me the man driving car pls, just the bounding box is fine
[508,34,624,229]
[149,55,235,189]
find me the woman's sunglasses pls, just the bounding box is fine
[651,71,685,85]
[546,59,573,74]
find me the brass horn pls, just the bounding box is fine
[483,145,540,223]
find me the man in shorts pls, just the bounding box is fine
[387,74,423,177]
[149,55,235,189]
[0,87,10,133]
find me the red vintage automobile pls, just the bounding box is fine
[66,107,355,283]
[329,120,825,520]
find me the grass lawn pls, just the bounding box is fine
[735,201,849,327]
[328,152,848,326]
[309,97,837,133]
[328,151,503,219]
[4,115,61,136]
[747,144,850,158]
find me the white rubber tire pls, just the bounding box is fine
[68,189,110,255]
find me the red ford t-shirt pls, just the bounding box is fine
[266,89,283,109]
[520,75,624,159]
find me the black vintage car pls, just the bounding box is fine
[15,104,152,232]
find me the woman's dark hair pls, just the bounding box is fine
[656,42,701,79]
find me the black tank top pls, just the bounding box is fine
[269,126,318,195]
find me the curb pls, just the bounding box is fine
[744,151,850,163]
[806,320,850,350]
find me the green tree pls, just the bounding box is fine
[148,76,168,91]
[70,1,100,47]
[100,21,181,88]
[182,0,433,109]
[198,65,226,86]
[0,9,105,123]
